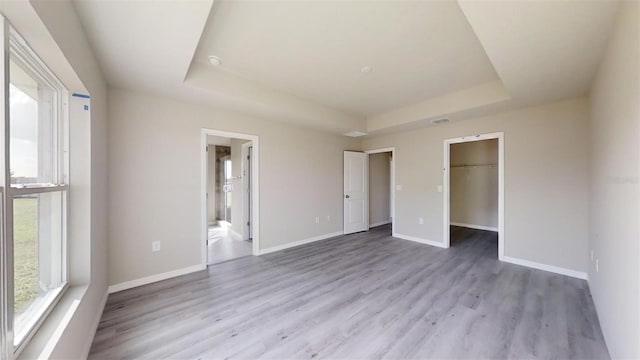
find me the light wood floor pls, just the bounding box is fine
[208,226,253,265]
[89,225,609,359]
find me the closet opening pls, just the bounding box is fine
[443,133,504,259]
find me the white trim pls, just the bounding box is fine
[393,233,448,248]
[80,290,108,359]
[107,264,206,294]
[241,141,252,241]
[229,229,242,241]
[365,147,395,153]
[450,222,498,232]
[369,220,391,228]
[201,128,260,268]
[502,256,588,280]
[257,231,343,255]
[444,132,504,260]
[365,147,395,235]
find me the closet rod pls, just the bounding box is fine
[450,164,497,168]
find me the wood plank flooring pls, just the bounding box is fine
[89,225,609,359]
[208,226,253,265]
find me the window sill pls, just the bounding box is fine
[16,285,92,360]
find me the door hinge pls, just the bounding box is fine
[247,221,250,226]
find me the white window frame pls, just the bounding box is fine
[0,19,70,359]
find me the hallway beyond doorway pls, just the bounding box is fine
[207,225,252,265]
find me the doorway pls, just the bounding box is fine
[366,148,394,235]
[343,148,395,235]
[201,129,260,266]
[443,132,504,259]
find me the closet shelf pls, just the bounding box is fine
[450,164,497,169]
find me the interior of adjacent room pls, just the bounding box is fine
[206,135,254,265]
[449,138,499,253]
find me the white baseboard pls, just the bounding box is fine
[107,264,207,294]
[81,290,108,358]
[257,231,343,255]
[450,222,498,232]
[393,233,448,248]
[501,256,588,280]
[369,220,391,228]
[229,229,243,241]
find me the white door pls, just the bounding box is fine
[344,151,369,234]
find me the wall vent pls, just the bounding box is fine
[430,118,450,125]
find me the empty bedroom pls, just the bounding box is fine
[0,1,637,359]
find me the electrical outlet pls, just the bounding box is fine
[152,241,161,252]
[590,250,594,262]
[418,217,424,225]
[396,185,402,191]
[595,259,599,273]
[327,215,331,222]
[315,217,320,224]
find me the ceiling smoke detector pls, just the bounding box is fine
[343,131,368,137]
[430,118,450,125]
[208,55,222,66]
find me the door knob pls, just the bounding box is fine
[345,195,350,199]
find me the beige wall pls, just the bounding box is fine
[450,139,498,228]
[588,1,639,358]
[362,97,590,272]
[108,88,359,286]
[369,152,391,226]
[230,138,249,236]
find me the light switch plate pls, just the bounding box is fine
[396,185,402,191]
[437,185,443,193]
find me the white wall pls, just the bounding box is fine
[108,88,359,286]
[363,98,590,272]
[450,139,498,228]
[588,1,640,358]
[369,152,391,226]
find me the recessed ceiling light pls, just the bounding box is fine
[208,55,222,66]
[360,66,372,73]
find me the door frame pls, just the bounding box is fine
[241,141,252,241]
[443,132,504,260]
[364,147,395,235]
[201,128,260,266]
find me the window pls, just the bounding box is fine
[1,24,69,357]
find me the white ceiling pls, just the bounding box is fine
[72,0,622,135]
[193,1,499,117]
[73,0,213,95]
[458,0,620,105]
